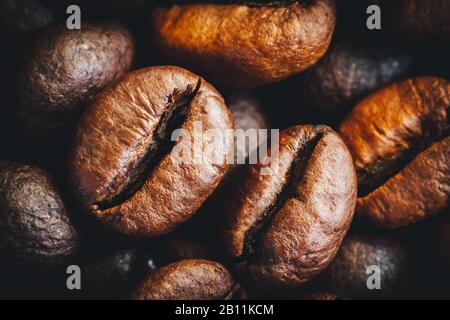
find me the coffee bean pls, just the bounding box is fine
[149,0,336,88]
[316,232,413,299]
[15,22,134,137]
[339,77,450,228]
[290,37,415,121]
[0,162,80,276]
[2,0,449,300]
[70,66,234,238]
[222,124,357,289]
[133,259,244,300]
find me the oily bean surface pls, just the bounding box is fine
[133,259,238,300]
[339,77,450,228]
[223,124,357,289]
[70,66,234,238]
[150,0,336,88]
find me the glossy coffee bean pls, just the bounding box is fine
[339,77,450,228]
[223,125,357,289]
[291,37,415,121]
[384,0,450,44]
[15,23,134,136]
[0,162,79,275]
[133,259,244,300]
[70,66,234,238]
[150,0,336,88]
[317,232,413,299]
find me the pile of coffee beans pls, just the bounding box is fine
[0,0,448,300]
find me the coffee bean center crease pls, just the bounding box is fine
[95,79,202,211]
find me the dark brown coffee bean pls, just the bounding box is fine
[339,77,450,228]
[70,66,234,238]
[226,92,269,167]
[0,162,79,275]
[384,0,450,44]
[222,125,357,289]
[149,0,336,88]
[0,0,53,39]
[133,259,242,300]
[290,37,415,121]
[15,22,134,137]
[317,232,413,299]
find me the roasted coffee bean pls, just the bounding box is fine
[226,92,269,166]
[291,37,415,121]
[384,0,450,44]
[0,162,79,275]
[0,0,54,39]
[70,66,234,238]
[222,125,357,289]
[316,232,413,299]
[15,23,134,137]
[149,0,336,88]
[339,77,450,228]
[133,259,244,300]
